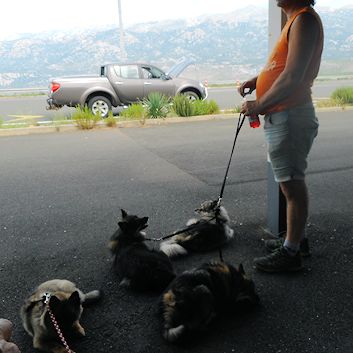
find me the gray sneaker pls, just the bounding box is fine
[264,237,311,257]
[254,246,303,273]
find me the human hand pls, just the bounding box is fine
[241,100,261,116]
[0,340,21,353]
[238,77,257,97]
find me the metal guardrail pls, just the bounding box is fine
[0,88,47,95]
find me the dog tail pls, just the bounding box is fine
[160,239,188,257]
[82,290,102,307]
[163,324,185,343]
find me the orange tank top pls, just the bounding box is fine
[256,6,324,113]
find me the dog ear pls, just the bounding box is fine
[49,295,61,309]
[238,263,245,275]
[68,291,81,306]
[139,217,149,230]
[118,221,128,233]
[121,209,128,219]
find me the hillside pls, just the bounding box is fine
[0,6,352,88]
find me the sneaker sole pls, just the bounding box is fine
[265,244,311,258]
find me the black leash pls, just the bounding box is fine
[216,112,246,262]
[144,216,217,242]
[146,113,246,249]
[216,112,246,207]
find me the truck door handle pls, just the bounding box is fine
[115,81,124,85]
[144,82,152,85]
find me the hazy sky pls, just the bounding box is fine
[1,0,351,39]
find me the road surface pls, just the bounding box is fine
[0,110,352,353]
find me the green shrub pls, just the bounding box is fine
[72,106,101,129]
[206,100,220,114]
[233,105,242,113]
[189,99,220,116]
[0,117,3,128]
[172,94,194,117]
[192,99,209,116]
[143,92,170,119]
[120,103,145,120]
[105,111,118,127]
[331,87,353,105]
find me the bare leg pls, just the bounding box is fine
[280,179,308,246]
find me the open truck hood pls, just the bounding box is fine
[166,58,195,78]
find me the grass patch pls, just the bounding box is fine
[104,111,118,127]
[72,106,101,129]
[172,94,193,117]
[172,97,220,117]
[331,87,353,105]
[193,99,220,115]
[316,87,353,108]
[316,99,340,108]
[120,103,145,121]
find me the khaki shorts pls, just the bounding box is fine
[264,102,319,183]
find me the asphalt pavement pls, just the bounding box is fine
[0,111,352,353]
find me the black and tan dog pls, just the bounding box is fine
[160,200,235,257]
[20,279,101,353]
[160,261,259,343]
[108,209,175,292]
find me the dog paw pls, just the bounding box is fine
[186,218,198,226]
[73,321,85,337]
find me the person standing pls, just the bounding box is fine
[239,0,324,272]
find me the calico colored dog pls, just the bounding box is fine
[160,261,259,343]
[160,200,235,257]
[108,209,175,292]
[20,279,101,353]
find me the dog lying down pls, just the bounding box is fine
[20,279,101,353]
[160,261,259,343]
[160,200,235,257]
[108,209,176,292]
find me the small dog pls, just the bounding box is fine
[160,261,259,343]
[160,200,234,257]
[20,279,101,353]
[108,209,176,292]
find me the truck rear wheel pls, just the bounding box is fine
[88,96,112,118]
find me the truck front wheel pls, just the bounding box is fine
[88,96,112,118]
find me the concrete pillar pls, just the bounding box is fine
[266,2,287,236]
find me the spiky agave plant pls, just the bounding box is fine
[143,92,170,119]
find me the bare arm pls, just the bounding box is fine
[242,12,320,115]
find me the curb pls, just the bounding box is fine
[0,114,236,137]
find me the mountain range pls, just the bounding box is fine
[1,6,353,88]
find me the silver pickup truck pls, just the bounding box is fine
[47,59,207,118]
